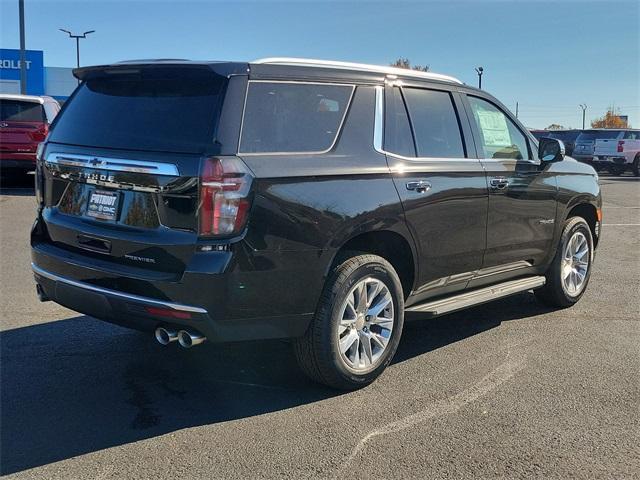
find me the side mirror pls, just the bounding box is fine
[538,137,565,163]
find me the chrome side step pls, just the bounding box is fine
[406,276,546,317]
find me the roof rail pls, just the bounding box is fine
[252,57,463,85]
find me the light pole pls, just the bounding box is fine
[59,28,95,82]
[475,66,484,89]
[18,0,27,94]
[579,104,587,130]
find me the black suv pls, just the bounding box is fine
[540,130,582,157]
[32,58,602,389]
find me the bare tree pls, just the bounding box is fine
[390,58,429,72]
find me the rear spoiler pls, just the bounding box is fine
[73,61,249,81]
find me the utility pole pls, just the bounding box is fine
[18,0,27,94]
[579,104,587,130]
[475,66,484,89]
[59,28,95,83]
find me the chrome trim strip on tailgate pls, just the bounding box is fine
[32,263,207,314]
[45,152,179,176]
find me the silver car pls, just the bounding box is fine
[572,129,625,163]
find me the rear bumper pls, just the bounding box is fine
[593,155,631,165]
[0,153,36,170]
[572,154,594,163]
[33,261,208,327]
[31,241,314,343]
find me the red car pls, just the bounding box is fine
[0,94,60,175]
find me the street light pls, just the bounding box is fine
[59,28,95,82]
[579,104,587,130]
[475,66,484,89]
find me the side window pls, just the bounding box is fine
[43,102,60,124]
[402,88,465,158]
[468,96,531,160]
[239,82,353,154]
[384,87,416,157]
[624,131,639,140]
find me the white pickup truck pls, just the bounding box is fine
[593,129,640,176]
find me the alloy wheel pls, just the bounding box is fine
[561,231,590,296]
[337,277,394,371]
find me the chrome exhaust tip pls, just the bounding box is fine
[155,327,178,346]
[177,329,206,349]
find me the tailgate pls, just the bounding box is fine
[0,121,44,152]
[39,145,201,276]
[35,64,232,276]
[0,99,47,151]
[594,139,618,156]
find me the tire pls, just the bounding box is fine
[609,165,625,176]
[535,217,594,308]
[294,253,404,390]
[632,155,640,177]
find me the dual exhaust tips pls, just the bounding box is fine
[155,327,205,349]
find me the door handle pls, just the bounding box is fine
[490,177,509,190]
[406,180,432,193]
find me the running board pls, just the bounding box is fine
[406,276,546,317]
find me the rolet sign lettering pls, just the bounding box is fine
[0,59,32,70]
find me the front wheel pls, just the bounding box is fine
[535,217,594,308]
[294,254,404,390]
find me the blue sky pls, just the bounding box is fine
[1,0,638,129]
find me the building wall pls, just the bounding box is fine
[0,49,75,101]
[45,67,76,100]
[0,79,21,94]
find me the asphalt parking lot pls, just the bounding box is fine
[1,173,638,479]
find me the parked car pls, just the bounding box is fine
[530,130,548,141]
[593,129,640,176]
[529,130,581,157]
[572,129,625,164]
[544,130,582,157]
[31,58,602,389]
[0,94,60,175]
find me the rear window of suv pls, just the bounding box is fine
[576,130,622,141]
[48,67,226,153]
[549,131,580,142]
[0,100,45,122]
[239,82,354,154]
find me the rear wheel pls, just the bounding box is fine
[535,217,593,308]
[609,165,625,176]
[294,254,404,390]
[632,155,640,177]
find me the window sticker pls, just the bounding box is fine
[477,109,511,147]
[317,98,340,112]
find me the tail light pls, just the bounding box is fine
[28,124,49,142]
[35,142,45,206]
[617,141,624,152]
[198,157,253,237]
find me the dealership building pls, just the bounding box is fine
[0,48,76,101]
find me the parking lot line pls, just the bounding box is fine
[337,351,527,476]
